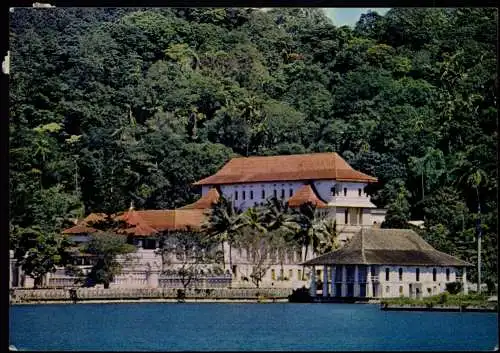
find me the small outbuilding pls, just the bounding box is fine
[302,228,471,299]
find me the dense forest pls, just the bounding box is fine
[9,8,497,285]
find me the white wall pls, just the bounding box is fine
[313,181,368,203]
[202,180,371,211]
[376,265,459,298]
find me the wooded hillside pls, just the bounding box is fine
[9,8,497,284]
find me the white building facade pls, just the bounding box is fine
[304,228,471,298]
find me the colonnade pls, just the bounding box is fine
[307,264,375,298]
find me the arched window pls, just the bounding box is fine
[261,190,265,199]
[385,268,390,281]
[433,268,437,281]
[234,191,238,200]
[250,190,254,200]
[242,191,246,200]
[416,268,420,282]
[398,268,403,281]
[446,268,450,281]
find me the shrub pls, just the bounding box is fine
[446,282,462,294]
[438,292,449,304]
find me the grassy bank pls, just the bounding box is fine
[381,292,497,310]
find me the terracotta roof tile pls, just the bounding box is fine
[62,224,99,234]
[193,152,377,185]
[303,228,471,267]
[287,184,328,208]
[180,188,220,209]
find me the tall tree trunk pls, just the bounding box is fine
[476,187,482,293]
[302,241,308,280]
[221,242,225,270]
[421,173,425,201]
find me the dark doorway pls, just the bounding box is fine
[359,284,366,297]
[347,283,354,297]
[335,283,342,297]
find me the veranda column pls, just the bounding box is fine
[341,265,347,297]
[354,265,360,297]
[463,267,468,294]
[323,265,328,297]
[330,266,336,297]
[366,265,373,297]
[309,266,317,297]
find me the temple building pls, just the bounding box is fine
[194,152,387,241]
[302,228,471,299]
[12,152,391,290]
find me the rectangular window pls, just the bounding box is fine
[344,188,347,196]
[399,268,403,281]
[416,268,420,282]
[385,268,390,281]
[446,269,450,281]
[235,191,238,200]
[273,190,277,198]
[359,208,364,225]
[433,268,437,281]
[281,189,285,199]
[289,269,293,280]
[331,187,335,195]
[271,269,276,281]
[289,188,293,197]
[298,269,302,280]
[280,269,284,280]
[358,188,362,197]
[344,209,349,224]
[316,269,322,278]
[262,190,265,199]
[250,190,253,200]
[350,208,358,225]
[242,191,246,200]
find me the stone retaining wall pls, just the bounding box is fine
[11,287,294,303]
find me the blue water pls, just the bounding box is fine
[9,303,498,351]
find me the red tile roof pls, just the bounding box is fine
[180,188,220,209]
[63,208,209,237]
[62,224,99,235]
[287,184,328,208]
[193,152,377,185]
[62,213,107,234]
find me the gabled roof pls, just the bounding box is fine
[193,152,378,186]
[287,184,328,208]
[62,224,99,235]
[302,228,471,267]
[116,209,208,236]
[180,188,220,209]
[62,213,106,235]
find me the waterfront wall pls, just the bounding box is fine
[10,287,294,303]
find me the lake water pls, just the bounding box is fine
[9,303,498,351]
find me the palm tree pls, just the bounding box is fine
[202,196,244,271]
[240,206,267,234]
[451,147,492,293]
[293,202,322,279]
[315,218,340,255]
[261,197,298,233]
